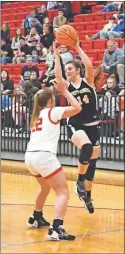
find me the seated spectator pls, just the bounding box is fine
[116,89,124,140]
[60,45,73,65]
[22,71,41,90]
[25,27,40,45]
[43,17,53,33]
[12,87,29,133]
[53,10,67,31]
[1,94,14,132]
[36,5,48,25]
[1,70,14,94]
[1,40,13,64]
[100,15,125,39]
[12,37,30,64]
[40,25,54,49]
[30,18,42,34]
[117,54,125,89]
[101,40,122,74]
[21,81,39,115]
[100,74,120,95]
[1,22,10,44]
[46,45,55,68]
[35,43,47,63]
[20,56,39,82]
[100,1,123,13]
[29,71,41,89]
[55,1,71,20]
[47,2,57,10]
[99,90,119,136]
[11,29,22,49]
[91,16,116,40]
[28,37,39,62]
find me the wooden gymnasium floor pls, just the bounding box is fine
[1,162,124,254]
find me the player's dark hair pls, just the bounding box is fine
[65,61,82,75]
[30,88,54,129]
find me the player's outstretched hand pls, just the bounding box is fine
[53,78,69,95]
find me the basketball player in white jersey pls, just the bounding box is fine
[25,78,81,241]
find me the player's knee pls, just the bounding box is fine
[79,143,93,165]
[85,159,97,181]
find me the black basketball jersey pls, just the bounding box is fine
[68,79,99,126]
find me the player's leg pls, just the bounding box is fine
[70,128,93,199]
[83,125,100,213]
[45,169,75,241]
[28,176,51,228]
[83,146,100,213]
[25,152,50,228]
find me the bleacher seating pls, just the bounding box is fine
[1,1,124,93]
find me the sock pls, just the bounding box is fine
[78,174,85,183]
[53,219,63,232]
[87,191,91,199]
[33,210,43,220]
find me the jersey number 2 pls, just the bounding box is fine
[32,117,42,132]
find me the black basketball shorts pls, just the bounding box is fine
[67,124,100,146]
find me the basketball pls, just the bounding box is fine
[55,25,78,47]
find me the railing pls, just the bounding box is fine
[1,94,124,162]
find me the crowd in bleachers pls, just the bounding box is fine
[1,1,125,139]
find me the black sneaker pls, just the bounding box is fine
[27,215,50,228]
[75,181,87,200]
[47,226,75,241]
[82,196,94,214]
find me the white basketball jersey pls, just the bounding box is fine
[26,107,65,154]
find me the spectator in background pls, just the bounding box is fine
[46,45,55,68]
[60,45,73,65]
[1,22,10,44]
[101,40,122,74]
[29,71,41,90]
[55,1,71,20]
[47,1,57,10]
[1,40,13,64]
[53,10,66,31]
[36,5,48,25]
[28,37,39,62]
[20,56,39,82]
[99,90,119,137]
[117,55,125,89]
[25,27,40,45]
[40,25,54,49]
[35,43,46,63]
[12,37,30,64]
[43,17,53,33]
[100,15,125,39]
[100,74,120,95]
[11,28,22,49]
[91,16,116,40]
[30,18,42,34]
[1,70,14,94]
[100,1,123,12]
[117,89,124,140]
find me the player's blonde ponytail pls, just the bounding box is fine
[30,88,54,130]
[30,93,40,129]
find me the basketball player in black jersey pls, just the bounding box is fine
[53,41,100,214]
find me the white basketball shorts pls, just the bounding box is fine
[25,151,62,179]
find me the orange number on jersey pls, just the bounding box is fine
[32,117,42,132]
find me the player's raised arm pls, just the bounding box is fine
[53,41,63,80]
[74,40,94,87]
